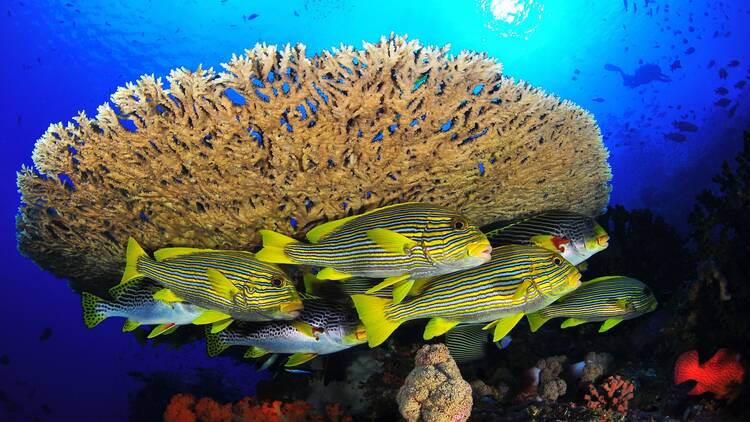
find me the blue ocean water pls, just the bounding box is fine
[1,0,748,420]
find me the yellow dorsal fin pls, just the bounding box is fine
[316,267,352,280]
[306,214,360,243]
[285,352,317,367]
[423,317,460,340]
[244,346,269,359]
[154,247,216,261]
[192,309,232,325]
[487,313,523,342]
[366,228,417,254]
[582,276,627,285]
[205,269,240,300]
[153,288,184,303]
[366,274,410,294]
[256,230,298,264]
[121,237,148,284]
[305,202,422,243]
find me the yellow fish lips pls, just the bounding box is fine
[567,271,582,290]
[467,240,493,261]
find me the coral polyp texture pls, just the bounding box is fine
[16,34,610,292]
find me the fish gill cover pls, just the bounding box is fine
[15,34,610,293]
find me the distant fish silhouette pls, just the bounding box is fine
[672,121,698,132]
[246,13,259,20]
[685,47,695,55]
[605,63,670,88]
[736,80,746,89]
[728,104,738,118]
[715,98,731,108]
[39,328,52,341]
[592,97,605,103]
[715,87,728,95]
[664,132,687,142]
[719,68,728,79]
[674,349,744,401]
[728,59,740,67]
[670,60,681,71]
[708,59,716,68]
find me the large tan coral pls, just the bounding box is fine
[17,34,610,292]
[397,343,472,422]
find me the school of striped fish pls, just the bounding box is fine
[80,202,658,368]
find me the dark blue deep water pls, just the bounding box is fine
[1,1,749,421]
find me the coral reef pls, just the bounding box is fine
[579,352,614,384]
[470,379,508,402]
[16,34,610,292]
[164,393,351,422]
[536,355,568,401]
[583,375,635,414]
[397,344,473,422]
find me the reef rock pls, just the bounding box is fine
[16,34,611,293]
[397,344,472,422]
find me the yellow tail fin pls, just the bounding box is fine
[121,237,148,284]
[255,230,298,264]
[351,295,402,348]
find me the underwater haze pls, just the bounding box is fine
[2,0,750,421]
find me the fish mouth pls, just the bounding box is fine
[468,241,493,261]
[568,272,582,289]
[354,324,368,341]
[596,234,610,247]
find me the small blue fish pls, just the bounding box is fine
[284,368,312,375]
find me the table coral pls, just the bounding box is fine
[16,34,610,293]
[397,344,473,422]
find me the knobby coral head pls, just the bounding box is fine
[16,34,611,293]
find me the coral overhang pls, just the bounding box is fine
[16,34,610,292]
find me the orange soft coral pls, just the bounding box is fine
[165,394,350,422]
[583,375,635,413]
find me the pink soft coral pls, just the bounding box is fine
[583,375,635,413]
[165,394,350,422]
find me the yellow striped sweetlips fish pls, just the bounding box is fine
[482,211,609,266]
[82,278,205,338]
[526,276,658,333]
[256,202,492,304]
[118,238,303,331]
[352,244,582,347]
[205,298,367,367]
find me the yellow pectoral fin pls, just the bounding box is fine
[485,313,523,342]
[423,317,460,340]
[306,215,360,243]
[122,319,141,332]
[193,310,232,325]
[366,228,417,254]
[285,352,317,367]
[244,346,269,359]
[316,267,352,280]
[210,318,234,334]
[153,288,184,303]
[147,323,177,339]
[292,321,320,339]
[366,274,410,294]
[526,312,550,333]
[560,318,587,328]
[391,280,415,305]
[530,235,557,252]
[205,269,240,300]
[154,247,216,261]
[599,318,623,333]
[409,278,430,296]
[512,280,530,300]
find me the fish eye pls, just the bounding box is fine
[271,277,284,287]
[553,257,563,266]
[452,218,467,230]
